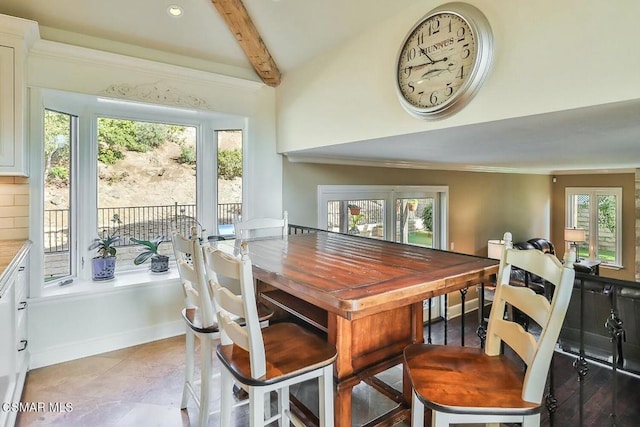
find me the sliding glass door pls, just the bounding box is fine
[394,195,439,248]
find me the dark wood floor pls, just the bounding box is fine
[16,311,640,426]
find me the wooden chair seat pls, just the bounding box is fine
[404,344,539,415]
[217,322,337,386]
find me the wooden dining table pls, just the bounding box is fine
[230,231,499,426]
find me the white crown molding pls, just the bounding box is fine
[29,39,265,91]
[0,14,40,47]
[285,153,636,176]
[550,168,636,175]
[284,153,549,174]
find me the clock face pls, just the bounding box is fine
[396,4,493,119]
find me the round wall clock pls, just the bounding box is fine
[396,2,494,120]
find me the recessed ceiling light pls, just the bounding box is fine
[167,5,184,18]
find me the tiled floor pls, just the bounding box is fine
[16,334,408,426]
[16,313,640,426]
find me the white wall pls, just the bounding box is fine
[28,279,184,368]
[25,37,281,366]
[277,0,640,153]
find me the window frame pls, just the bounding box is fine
[317,185,449,249]
[31,88,248,296]
[565,186,622,267]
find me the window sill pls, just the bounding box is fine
[601,263,623,271]
[35,268,180,301]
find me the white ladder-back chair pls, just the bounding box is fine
[172,232,218,427]
[404,232,576,427]
[203,242,337,427]
[233,211,288,240]
[173,233,274,426]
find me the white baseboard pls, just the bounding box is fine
[29,320,185,369]
[446,296,481,320]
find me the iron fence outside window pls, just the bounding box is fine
[43,203,242,253]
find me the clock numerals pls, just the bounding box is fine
[445,83,454,97]
[456,65,466,80]
[405,47,417,63]
[429,19,440,36]
[461,43,471,59]
[428,83,454,108]
[456,26,467,42]
[429,91,438,105]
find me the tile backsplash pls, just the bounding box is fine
[0,176,29,240]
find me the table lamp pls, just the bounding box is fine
[564,227,586,261]
[487,239,504,260]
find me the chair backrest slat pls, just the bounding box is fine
[485,231,575,404]
[203,243,267,379]
[216,285,245,318]
[218,312,251,351]
[234,211,288,240]
[489,317,538,365]
[172,233,216,328]
[500,285,551,328]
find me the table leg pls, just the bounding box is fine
[334,381,354,427]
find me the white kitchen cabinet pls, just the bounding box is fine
[0,14,39,176]
[0,242,30,427]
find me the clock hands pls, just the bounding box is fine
[418,47,448,66]
[401,53,449,74]
[419,47,436,64]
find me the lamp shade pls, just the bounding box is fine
[487,239,504,260]
[564,227,586,243]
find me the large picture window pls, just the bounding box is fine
[36,89,245,291]
[566,187,622,267]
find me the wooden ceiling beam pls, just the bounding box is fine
[210,0,281,87]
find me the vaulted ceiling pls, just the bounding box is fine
[1,0,639,174]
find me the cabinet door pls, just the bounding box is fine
[0,45,15,169]
[0,281,16,427]
[14,262,28,377]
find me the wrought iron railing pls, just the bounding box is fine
[559,271,640,426]
[43,202,242,253]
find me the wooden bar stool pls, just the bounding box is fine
[203,242,337,427]
[173,233,273,426]
[172,232,218,427]
[404,232,576,427]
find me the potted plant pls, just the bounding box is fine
[407,199,418,212]
[348,213,365,235]
[130,235,170,273]
[348,204,361,215]
[88,214,121,281]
